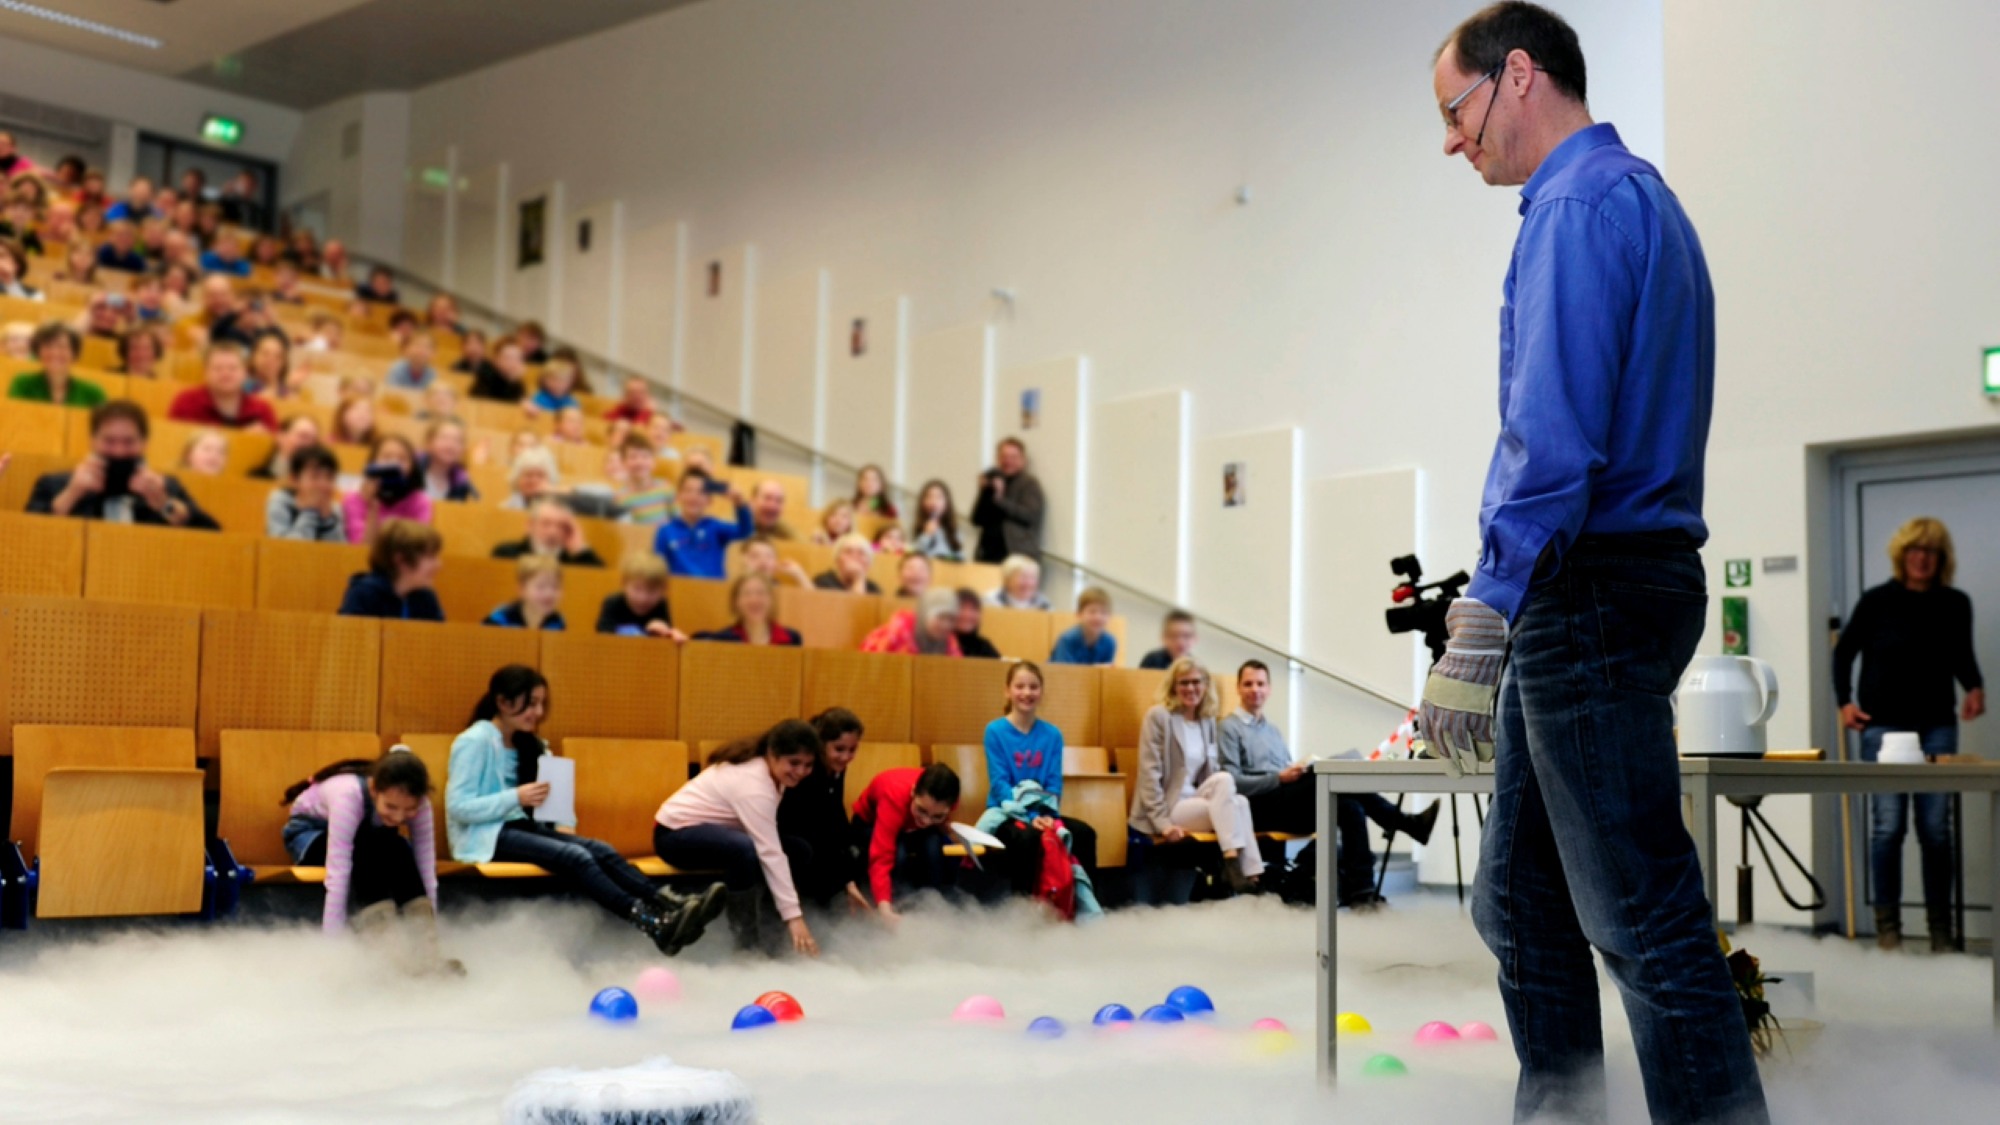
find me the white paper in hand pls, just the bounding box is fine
[533,754,577,825]
[950,823,1005,850]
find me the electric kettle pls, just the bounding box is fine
[1676,655,1779,757]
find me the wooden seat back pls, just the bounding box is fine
[925,744,989,826]
[980,604,1050,660]
[83,523,258,609]
[36,767,206,917]
[668,577,734,635]
[217,730,384,866]
[564,738,689,857]
[676,641,803,746]
[776,584,883,650]
[0,400,73,456]
[536,631,678,744]
[844,741,923,810]
[1100,668,1165,750]
[0,596,201,757]
[1060,774,1130,868]
[378,621,538,749]
[198,610,382,760]
[1063,746,1110,774]
[0,512,84,596]
[12,725,195,858]
[802,648,912,743]
[256,540,368,613]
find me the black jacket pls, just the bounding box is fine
[778,768,859,904]
[597,592,672,635]
[957,630,1001,659]
[969,470,1044,563]
[27,472,219,530]
[1833,581,1983,729]
[337,571,445,621]
[465,360,526,403]
[491,538,604,567]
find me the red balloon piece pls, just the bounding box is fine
[755,991,805,1022]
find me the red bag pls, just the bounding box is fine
[1035,822,1077,921]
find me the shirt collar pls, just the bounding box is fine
[1519,122,1622,213]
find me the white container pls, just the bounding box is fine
[1876,731,1926,765]
[1677,655,1780,757]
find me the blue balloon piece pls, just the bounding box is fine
[1092,1004,1135,1026]
[731,1003,779,1031]
[1026,1016,1066,1039]
[1139,1004,1186,1024]
[588,987,639,1023]
[1164,985,1215,1016]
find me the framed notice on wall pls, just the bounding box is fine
[517,196,546,269]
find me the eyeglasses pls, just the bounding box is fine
[1441,63,1549,147]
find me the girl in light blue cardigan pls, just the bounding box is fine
[445,664,724,955]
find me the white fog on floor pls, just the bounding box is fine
[0,893,1995,1123]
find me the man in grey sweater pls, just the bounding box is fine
[1218,660,1438,907]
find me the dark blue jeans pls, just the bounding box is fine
[1858,724,1958,912]
[851,820,957,899]
[1471,535,1768,1125]
[652,823,812,897]
[491,821,657,917]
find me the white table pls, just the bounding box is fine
[1311,757,2000,1086]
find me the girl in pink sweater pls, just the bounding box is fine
[655,721,823,957]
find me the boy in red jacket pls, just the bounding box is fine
[850,764,961,928]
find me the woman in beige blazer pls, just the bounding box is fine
[1128,657,1264,891]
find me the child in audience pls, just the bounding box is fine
[598,551,685,639]
[343,434,432,544]
[654,719,824,957]
[514,321,550,364]
[853,463,898,519]
[338,519,444,620]
[280,749,445,950]
[812,499,856,546]
[606,376,657,424]
[1129,657,1263,894]
[331,394,378,446]
[247,334,293,398]
[473,336,529,402]
[179,430,229,476]
[0,238,39,299]
[861,589,962,657]
[983,661,1099,896]
[693,573,801,646]
[2,320,33,359]
[953,588,1001,659]
[614,433,674,525]
[419,419,478,502]
[119,326,165,380]
[1139,609,1199,669]
[305,312,345,354]
[894,553,931,599]
[255,414,322,480]
[851,763,963,927]
[736,536,813,587]
[778,708,868,913]
[986,553,1053,610]
[484,555,566,630]
[529,354,583,414]
[551,405,588,445]
[448,665,724,955]
[417,382,459,424]
[1049,587,1118,666]
[873,525,907,556]
[654,467,752,578]
[266,443,345,542]
[813,533,880,594]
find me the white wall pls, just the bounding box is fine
[282,92,410,261]
[0,35,301,164]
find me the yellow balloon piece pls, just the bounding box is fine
[1335,1012,1373,1035]
[1253,1029,1295,1056]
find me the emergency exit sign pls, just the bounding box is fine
[201,114,243,147]
[1986,346,2000,398]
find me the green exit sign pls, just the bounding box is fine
[1986,346,2000,398]
[201,114,244,147]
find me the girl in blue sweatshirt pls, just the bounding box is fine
[981,661,1098,894]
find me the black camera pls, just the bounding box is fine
[1384,554,1469,664]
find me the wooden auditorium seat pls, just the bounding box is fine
[0,453,80,512]
[1099,668,1165,750]
[667,577,735,635]
[676,641,802,747]
[0,597,201,757]
[82,523,258,610]
[536,631,678,744]
[1039,664,1103,746]
[802,648,912,743]
[777,585,882,650]
[563,737,692,874]
[36,767,205,918]
[843,742,924,809]
[216,730,383,882]
[175,474,273,535]
[1059,774,1130,868]
[256,540,368,613]
[979,604,1050,660]
[0,512,84,597]
[924,745,989,827]
[198,610,383,761]
[11,725,196,861]
[1062,746,1110,775]
[0,400,72,456]
[378,621,538,750]
[912,656,1010,747]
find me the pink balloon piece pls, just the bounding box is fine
[1414,1020,1462,1045]
[633,967,681,1003]
[1459,1021,1499,1041]
[952,995,1007,1023]
[1251,1018,1289,1033]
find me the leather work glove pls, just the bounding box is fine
[1416,598,1508,778]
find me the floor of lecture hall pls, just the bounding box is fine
[0,889,1996,1124]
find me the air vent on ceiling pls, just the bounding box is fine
[340,121,361,159]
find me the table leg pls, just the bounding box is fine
[1317,775,1338,1087]
[1688,778,1719,917]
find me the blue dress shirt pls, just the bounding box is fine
[653,507,754,578]
[1469,123,1714,621]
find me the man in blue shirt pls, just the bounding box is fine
[653,468,753,578]
[1420,7,1767,1125]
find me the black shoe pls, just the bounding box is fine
[1404,800,1442,846]
[628,900,684,956]
[659,882,728,935]
[663,883,728,954]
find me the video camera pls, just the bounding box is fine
[1384,554,1469,665]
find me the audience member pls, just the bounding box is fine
[551,405,588,445]
[1219,660,1438,908]
[118,325,165,380]
[419,420,478,502]
[894,553,932,599]
[655,468,752,578]
[0,202,44,259]
[813,498,856,546]
[530,353,583,413]
[102,175,157,222]
[484,555,567,631]
[331,394,379,446]
[814,533,881,595]
[654,721,821,957]
[597,552,686,639]
[453,328,490,373]
[79,291,134,341]
[2,320,34,359]
[7,323,104,407]
[514,320,550,364]
[986,553,1052,610]
[337,519,444,620]
[848,762,964,927]
[247,333,294,398]
[861,589,962,656]
[265,443,346,542]
[605,376,658,425]
[778,708,870,913]
[279,750,442,952]
[320,238,353,283]
[952,589,1002,658]
[169,344,278,431]
[0,238,40,299]
[128,274,169,326]
[737,536,812,588]
[179,430,229,476]
[416,383,459,427]
[304,312,345,353]
[971,437,1044,563]
[200,277,258,348]
[694,574,801,646]
[873,524,907,555]
[270,261,306,305]
[748,478,795,539]
[93,220,147,272]
[1140,609,1199,669]
[386,332,439,391]
[982,661,1099,894]
[614,433,674,525]
[256,415,323,481]
[493,497,605,566]
[343,434,432,544]
[199,230,251,277]
[1129,658,1263,893]
[854,464,898,519]
[471,336,529,403]
[501,446,560,510]
[356,265,399,305]
[426,293,463,336]
[1050,587,1119,666]
[57,243,97,286]
[29,401,217,528]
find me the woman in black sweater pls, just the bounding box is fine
[1832,516,1985,950]
[777,708,868,913]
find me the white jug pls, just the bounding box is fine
[1676,655,1780,757]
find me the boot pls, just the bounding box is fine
[725,888,763,953]
[398,899,467,977]
[1403,800,1442,846]
[1874,906,1902,951]
[1928,907,1955,954]
[658,881,729,935]
[626,898,688,957]
[351,899,399,941]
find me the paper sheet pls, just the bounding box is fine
[533,754,577,825]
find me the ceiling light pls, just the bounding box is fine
[0,1,164,49]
